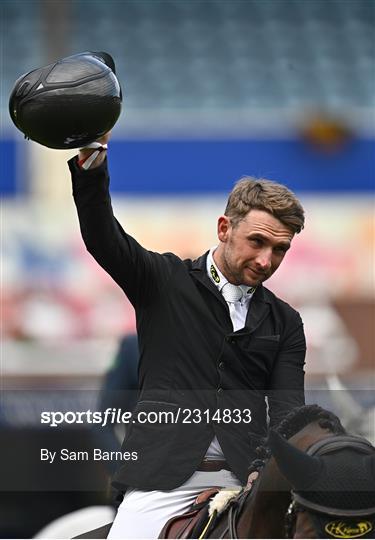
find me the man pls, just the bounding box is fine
[69,134,306,538]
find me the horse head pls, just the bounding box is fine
[210,404,374,539]
[268,426,375,539]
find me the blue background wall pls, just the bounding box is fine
[2,138,374,196]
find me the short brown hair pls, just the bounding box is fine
[225,177,305,234]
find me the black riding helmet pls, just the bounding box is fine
[9,51,122,149]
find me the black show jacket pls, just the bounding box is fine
[69,157,306,491]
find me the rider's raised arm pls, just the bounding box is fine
[68,149,173,308]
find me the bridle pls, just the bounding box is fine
[285,435,375,539]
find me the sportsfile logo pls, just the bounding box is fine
[325,520,373,538]
[41,407,252,427]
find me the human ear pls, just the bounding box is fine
[217,216,231,242]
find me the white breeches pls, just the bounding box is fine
[107,470,241,539]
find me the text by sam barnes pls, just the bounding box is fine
[41,448,138,464]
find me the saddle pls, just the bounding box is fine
[158,486,246,539]
[158,488,220,539]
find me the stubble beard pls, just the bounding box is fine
[222,251,268,287]
[220,248,246,286]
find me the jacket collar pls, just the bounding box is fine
[189,252,228,310]
[189,252,270,334]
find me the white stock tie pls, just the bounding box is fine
[221,282,244,303]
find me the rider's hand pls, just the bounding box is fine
[246,471,259,490]
[78,131,111,169]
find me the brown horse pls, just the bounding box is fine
[160,404,375,538]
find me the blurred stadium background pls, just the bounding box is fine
[1,0,374,537]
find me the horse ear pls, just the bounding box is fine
[268,430,322,489]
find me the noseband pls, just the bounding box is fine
[285,435,375,538]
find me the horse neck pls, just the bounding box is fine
[239,422,337,538]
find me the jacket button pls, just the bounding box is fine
[226,336,235,343]
[217,387,223,394]
[218,362,225,370]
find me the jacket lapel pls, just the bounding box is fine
[244,286,270,334]
[188,252,229,311]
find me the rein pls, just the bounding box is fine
[227,489,253,539]
[211,488,253,539]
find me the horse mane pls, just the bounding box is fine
[248,404,346,473]
[275,403,346,439]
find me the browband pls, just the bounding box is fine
[292,492,375,517]
[306,435,375,458]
